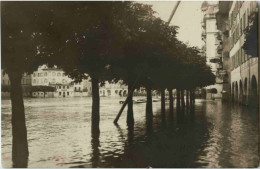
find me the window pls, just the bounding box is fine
[33,79,36,84]
[33,73,36,77]
[67,92,69,96]
[79,87,81,91]
[67,86,69,89]
[44,72,47,76]
[59,92,61,95]
[44,79,48,83]
[63,86,65,89]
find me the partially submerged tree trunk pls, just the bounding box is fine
[91,130,100,168]
[168,88,174,117]
[9,72,29,168]
[181,89,185,109]
[146,85,153,123]
[176,88,181,111]
[127,83,134,126]
[186,90,189,107]
[91,75,100,133]
[161,88,166,121]
[190,89,193,106]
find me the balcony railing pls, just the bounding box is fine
[210,57,221,63]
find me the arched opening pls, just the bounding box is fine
[250,75,258,108]
[235,81,238,103]
[123,90,127,96]
[231,83,235,102]
[244,78,248,105]
[239,80,243,104]
[107,90,111,96]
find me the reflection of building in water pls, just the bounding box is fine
[215,1,258,105]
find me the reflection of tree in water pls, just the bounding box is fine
[90,131,100,168]
[87,104,211,168]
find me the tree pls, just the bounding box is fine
[242,14,258,57]
[1,2,55,167]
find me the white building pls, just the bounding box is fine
[32,65,89,97]
[99,81,128,97]
[201,1,223,99]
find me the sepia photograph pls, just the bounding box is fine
[1,1,259,168]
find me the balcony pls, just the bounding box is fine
[201,30,206,38]
[215,77,224,84]
[219,70,227,76]
[217,63,223,70]
[201,21,206,28]
[210,57,221,63]
[217,44,223,54]
[216,32,222,40]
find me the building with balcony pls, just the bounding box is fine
[201,1,223,99]
[32,65,90,97]
[216,1,258,105]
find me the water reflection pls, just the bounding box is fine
[91,131,100,168]
[1,97,259,168]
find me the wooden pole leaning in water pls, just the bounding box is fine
[113,78,139,124]
[114,1,181,124]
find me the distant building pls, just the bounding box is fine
[215,1,258,105]
[1,70,32,98]
[99,81,128,97]
[201,1,223,99]
[31,65,89,97]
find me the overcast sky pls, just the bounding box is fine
[142,1,204,48]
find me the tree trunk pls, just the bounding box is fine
[9,72,29,168]
[91,130,100,168]
[169,88,174,116]
[91,75,100,133]
[190,89,193,106]
[176,88,181,111]
[186,90,189,107]
[146,85,153,123]
[161,88,166,121]
[193,90,195,104]
[181,89,185,109]
[127,84,134,126]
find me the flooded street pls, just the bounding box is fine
[1,97,259,168]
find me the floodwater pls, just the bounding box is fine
[1,97,259,168]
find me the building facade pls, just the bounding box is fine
[32,65,90,97]
[201,1,223,99]
[99,81,128,97]
[215,1,258,105]
[1,70,32,98]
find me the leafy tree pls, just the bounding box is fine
[1,2,57,167]
[242,15,258,57]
